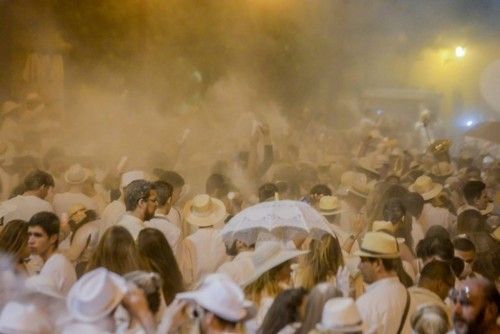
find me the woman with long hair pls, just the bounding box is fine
[137,228,184,305]
[258,288,308,334]
[297,283,342,334]
[0,220,29,273]
[61,204,99,276]
[86,226,148,275]
[293,234,344,290]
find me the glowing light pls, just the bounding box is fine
[455,46,466,58]
[466,120,473,127]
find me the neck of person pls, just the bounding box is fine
[130,210,145,223]
[156,206,170,216]
[68,185,83,193]
[41,246,56,262]
[23,189,42,198]
[375,270,396,282]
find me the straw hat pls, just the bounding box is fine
[64,164,92,185]
[318,196,343,216]
[67,268,128,322]
[184,194,227,227]
[408,175,443,201]
[354,231,400,259]
[372,220,395,233]
[338,171,370,198]
[430,161,455,178]
[356,156,381,177]
[491,226,500,241]
[241,241,308,287]
[0,302,53,333]
[68,203,86,218]
[120,170,145,188]
[480,202,494,215]
[316,297,363,332]
[176,273,256,322]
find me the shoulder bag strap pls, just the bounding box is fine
[397,289,411,334]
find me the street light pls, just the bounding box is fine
[455,46,466,58]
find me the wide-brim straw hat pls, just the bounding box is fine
[318,195,344,216]
[491,226,500,241]
[176,273,256,322]
[241,241,308,287]
[430,161,455,178]
[338,171,371,199]
[316,297,364,332]
[408,175,443,201]
[354,231,400,259]
[481,202,494,215]
[371,221,405,244]
[64,164,92,185]
[356,157,381,177]
[183,194,227,227]
[67,268,128,322]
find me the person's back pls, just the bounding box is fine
[53,192,97,217]
[100,199,125,235]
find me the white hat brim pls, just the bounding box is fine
[64,168,92,185]
[353,249,400,259]
[184,197,227,227]
[408,183,443,201]
[241,249,309,287]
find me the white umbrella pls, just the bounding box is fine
[220,200,333,245]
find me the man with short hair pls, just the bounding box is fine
[355,232,414,334]
[3,170,55,223]
[458,180,490,215]
[118,179,157,240]
[159,170,186,233]
[27,211,76,295]
[453,237,482,280]
[145,181,180,251]
[409,260,454,317]
[451,278,500,334]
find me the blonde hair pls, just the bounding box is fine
[296,235,344,289]
[244,261,290,305]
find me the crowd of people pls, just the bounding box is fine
[0,95,499,334]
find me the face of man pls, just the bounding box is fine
[143,190,158,221]
[28,225,56,259]
[383,203,404,224]
[358,257,377,284]
[451,282,492,334]
[455,249,475,279]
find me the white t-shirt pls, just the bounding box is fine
[100,200,126,236]
[39,253,77,296]
[3,195,54,223]
[117,214,144,240]
[144,214,181,251]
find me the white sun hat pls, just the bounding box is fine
[240,241,309,287]
[0,301,53,333]
[66,268,128,322]
[120,170,145,188]
[176,273,256,322]
[318,195,344,216]
[64,164,92,185]
[408,175,443,201]
[183,194,227,227]
[316,297,364,333]
[354,231,400,259]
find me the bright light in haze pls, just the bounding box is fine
[466,120,473,127]
[455,46,466,58]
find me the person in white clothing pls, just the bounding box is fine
[145,180,181,251]
[354,232,415,334]
[158,170,187,237]
[118,179,157,240]
[457,180,491,216]
[217,240,255,286]
[52,164,98,217]
[100,170,145,237]
[27,211,76,296]
[178,194,229,287]
[3,169,55,223]
[409,260,454,319]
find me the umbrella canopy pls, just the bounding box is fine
[465,121,500,144]
[220,200,333,245]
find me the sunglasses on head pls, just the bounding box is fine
[449,287,471,306]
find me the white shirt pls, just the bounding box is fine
[356,277,414,334]
[419,203,455,233]
[216,251,255,286]
[179,227,229,287]
[411,217,425,253]
[408,286,451,319]
[52,192,98,217]
[3,195,54,223]
[145,214,181,251]
[117,214,144,240]
[39,253,77,296]
[100,200,125,236]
